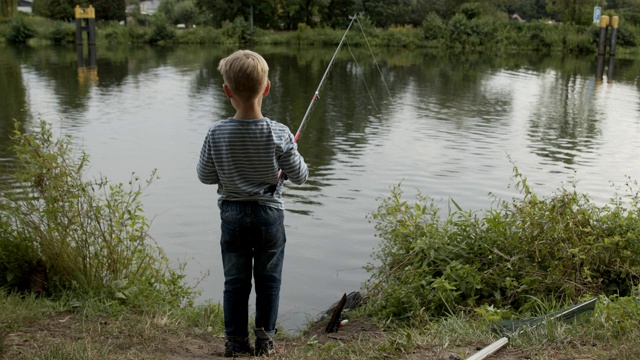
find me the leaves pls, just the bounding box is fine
[0,120,196,308]
[365,167,640,322]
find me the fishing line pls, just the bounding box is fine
[345,40,379,112]
[270,14,392,192]
[355,16,393,102]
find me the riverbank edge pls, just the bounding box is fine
[2,291,639,359]
[2,14,640,59]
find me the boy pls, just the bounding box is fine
[197,50,309,357]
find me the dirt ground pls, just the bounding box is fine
[2,313,545,360]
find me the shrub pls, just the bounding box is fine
[458,2,483,20]
[148,13,176,44]
[448,13,471,48]
[614,25,638,48]
[7,16,36,44]
[563,27,595,54]
[173,0,199,27]
[364,168,640,321]
[48,23,75,44]
[422,12,447,42]
[176,26,226,44]
[526,21,561,50]
[0,120,195,307]
[467,16,498,48]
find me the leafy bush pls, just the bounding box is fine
[422,12,447,42]
[99,23,147,45]
[173,0,199,27]
[526,21,561,50]
[563,26,596,54]
[458,2,483,20]
[0,120,195,307]
[48,23,75,44]
[448,13,471,48]
[7,16,36,44]
[467,16,498,48]
[364,168,640,321]
[176,26,227,44]
[148,13,176,44]
[614,25,638,48]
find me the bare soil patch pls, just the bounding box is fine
[1,312,599,359]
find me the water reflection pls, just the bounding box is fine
[0,46,27,175]
[529,71,603,166]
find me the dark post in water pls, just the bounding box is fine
[597,15,610,56]
[75,5,96,46]
[607,16,619,82]
[595,15,623,83]
[75,5,98,85]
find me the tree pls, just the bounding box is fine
[33,0,125,21]
[607,0,640,24]
[490,0,549,20]
[195,0,264,27]
[32,0,75,21]
[1,0,18,18]
[274,0,325,29]
[322,0,361,28]
[546,0,600,24]
[174,0,199,27]
[90,0,126,21]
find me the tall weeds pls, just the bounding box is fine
[0,120,195,308]
[365,167,640,321]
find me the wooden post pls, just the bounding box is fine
[609,16,619,56]
[596,54,605,83]
[595,15,610,83]
[597,15,610,56]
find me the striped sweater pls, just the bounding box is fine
[197,117,309,209]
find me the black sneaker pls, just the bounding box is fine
[254,339,275,357]
[223,339,254,358]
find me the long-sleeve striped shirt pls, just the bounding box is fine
[197,117,308,209]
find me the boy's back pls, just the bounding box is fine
[197,116,307,208]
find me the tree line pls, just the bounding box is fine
[2,0,640,28]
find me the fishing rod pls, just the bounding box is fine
[270,14,358,192]
[293,14,357,143]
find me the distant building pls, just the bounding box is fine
[139,0,161,15]
[18,0,32,13]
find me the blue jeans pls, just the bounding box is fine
[219,201,285,340]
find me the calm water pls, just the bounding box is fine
[1,43,640,332]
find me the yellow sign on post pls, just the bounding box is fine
[75,5,98,85]
[75,5,95,19]
[75,5,97,45]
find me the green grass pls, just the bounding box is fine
[4,291,637,359]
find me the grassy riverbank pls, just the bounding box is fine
[2,13,640,57]
[2,291,640,359]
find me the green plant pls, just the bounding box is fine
[364,166,640,322]
[7,16,36,44]
[148,13,176,44]
[48,23,75,44]
[422,12,447,43]
[0,120,195,308]
[448,13,471,48]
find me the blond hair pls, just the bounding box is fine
[218,50,269,102]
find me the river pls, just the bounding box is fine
[1,43,639,332]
